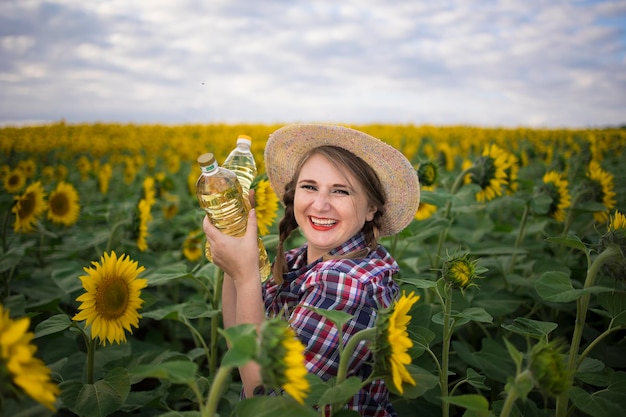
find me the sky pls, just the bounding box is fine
[1,0,625,128]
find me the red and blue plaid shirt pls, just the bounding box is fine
[263,232,400,417]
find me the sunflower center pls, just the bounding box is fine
[96,278,130,319]
[8,174,20,187]
[19,192,37,217]
[450,261,472,285]
[50,193,69,215]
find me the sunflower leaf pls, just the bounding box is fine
[60,368,131,417]
[303,306,354,330]
[316,376,363,405]
[33,313,72,339]
[501,317,558,340]
[535,271,613,302]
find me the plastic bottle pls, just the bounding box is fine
[222,134,256,201]
[196,153,271,282]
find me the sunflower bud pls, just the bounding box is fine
[598,210,626,280]
[258,319,310,404]
[417,161,439,187]
[528,340,571,397]
[442,253,481,291]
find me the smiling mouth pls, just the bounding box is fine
[310,216,337,228]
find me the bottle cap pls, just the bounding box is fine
[197,153,216,167]
[237,135,252,146]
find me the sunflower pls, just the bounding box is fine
[12,181,47,233]
[76,155,91,181]
[599,210,626,280]
[442,253,482,291]
[540,171,571,223]
[17,158,36,178]
[161,192,179,220]
[253,179,279,236]
[373,291,420,394]
[72,251,148,345]
[585,161,617,223]
[4,168,26,194]
[47,181,81,226]
[468,144,510,203]
[137,198,153,252]
[258,319,310,404]
[417,161,439,187]
[0,305,60,411]
[183,229,203,262]
[414,185,437,221]
[528,339,571,397]
[504,153,520,195]
[98,163,113,195]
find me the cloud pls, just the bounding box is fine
[0,0,624,127]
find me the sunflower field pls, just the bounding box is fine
[1,122,625,417]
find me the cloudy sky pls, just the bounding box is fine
[1,0,625,128]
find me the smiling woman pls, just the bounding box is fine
[203,123,420,416]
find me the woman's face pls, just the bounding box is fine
[294,153,377,261]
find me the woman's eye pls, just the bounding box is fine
[333,189,350,195]
[300,184,316,191]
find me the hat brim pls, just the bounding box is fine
[264,124,420,237]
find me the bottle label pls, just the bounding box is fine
[201,161,218,174]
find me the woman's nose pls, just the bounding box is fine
[312,193,330,210]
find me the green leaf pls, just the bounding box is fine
[546,235,589,254]
[60,368,131,417]
[455,308,493,324]
[51,261,86,294]
[33,314,72,339]
[218,324,258,368]
[303,306,354,330]
[570,386,624,417]
[129,361,198,384]
[182,301,220,319]
[143,263,193,285]
[596,292,626,326]
[501,318,558,340]
[503,339,524,371]
[317,376,363,405]
[394,277,438,289]
[442,394,490,412]
[535,271,613,303]
[235,395,319,417]
[465,368,489,391]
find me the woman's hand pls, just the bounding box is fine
[202,207,261,284]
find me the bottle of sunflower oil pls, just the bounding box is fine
[196,153,270,282]
[222,134,256,202]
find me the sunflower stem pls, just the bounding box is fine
[505,202,530,277]
[203,365,233,417]
[555,245,621,417]
[440,283,453,417]
[106,219,130,253]
[561,191,584,237]
[209,268,223,376]
[435,168,472,269]
[332,327,376,413]
[498,369,532,417]
[86,335,96,385]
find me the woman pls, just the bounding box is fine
[203,124,420,416]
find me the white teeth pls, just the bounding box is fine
[311,217,336,226]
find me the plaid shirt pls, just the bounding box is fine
[263,232,400,417]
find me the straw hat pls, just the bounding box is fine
[264,123,420,237]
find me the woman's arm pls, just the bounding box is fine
[203,210,265,396]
